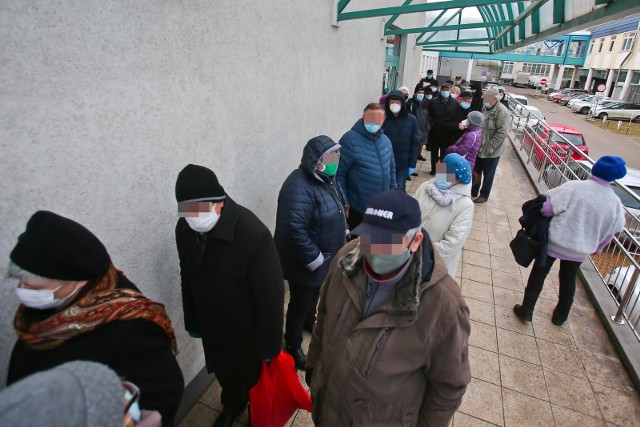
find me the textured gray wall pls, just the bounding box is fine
[0,1,421,386]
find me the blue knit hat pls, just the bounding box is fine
[443,153,472,184]
[592,155,626,182]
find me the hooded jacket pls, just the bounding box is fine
[274,136,348,287]
[175,196,284,373]
[337,119,397,214]
[382,90,420,172]
[406,97,431,145]
[414,180,475,276]
[445,125,482,170]
[307,237,471,427]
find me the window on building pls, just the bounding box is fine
[598,38,604,53]
[589,40,594,54]
[521,63,550,76]
[622,32,636,51]
[609,35,616,52]
[503,62,514,74]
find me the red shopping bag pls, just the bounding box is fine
[249,350,312,427]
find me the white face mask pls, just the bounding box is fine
[16,285,80,310]
[185,209,220,233]
[389,103,401,114]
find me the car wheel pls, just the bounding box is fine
[634,116,640,123]
[599,113,608,120]
[579,107,590,114]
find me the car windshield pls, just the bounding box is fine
[611,185,640,210]
[526,108,544,119]
[552,132,585,146]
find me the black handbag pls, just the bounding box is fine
[509,229,540,267]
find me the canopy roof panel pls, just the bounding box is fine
[337,0,640,54]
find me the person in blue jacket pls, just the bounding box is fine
[337,103,397,230]
[274,135,347,371]
[382,89,420,191]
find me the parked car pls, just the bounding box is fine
[594,103,640,122]
[507,93,528,105]
[512,105,545,131]
[527,76,548,88]
[558,92,590,106]
[604,265,640,323]
[569,97,615,114]
[512,72,531,88]
[522,122,589,164]
[547,88,587,101]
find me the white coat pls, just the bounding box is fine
[414,180,474,276]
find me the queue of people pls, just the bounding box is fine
[1,73,625,427]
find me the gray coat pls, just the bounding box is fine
[478,102,510,158]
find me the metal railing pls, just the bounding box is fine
[506,94,640,340]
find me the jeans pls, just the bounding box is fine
[396,168,408,192]
[525,255,582,319]
[284,282,321,349]
[471,156,500,199]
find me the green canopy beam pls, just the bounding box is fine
[337,0,351,14]
[338,0,518,21]
[384,0,413,31]
[421,9,463,44]
[416,9,448,43]
[386,20,510,36]
[490,0,550,47]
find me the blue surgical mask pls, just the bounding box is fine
[436,180,452,191]
[431,87,438,92]
[460,102,471,109]
[364,123,382,134]
[365,250,411,275]
[427,74,433,78]
[483,101,492,109]
[416,94,424,101]
[426,94,433,100]
[440,91,450,99]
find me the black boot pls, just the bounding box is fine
[213,403,246,427]
[513,288,540,323]
[285,345,307,371]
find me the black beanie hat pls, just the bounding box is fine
[10,211,111,281]
[175,164,226,203]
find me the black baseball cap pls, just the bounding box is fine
[351,190,421,237]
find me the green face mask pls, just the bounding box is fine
[320,163,338,177]
[365,249,411,275]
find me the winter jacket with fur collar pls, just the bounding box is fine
[307,237,470,427]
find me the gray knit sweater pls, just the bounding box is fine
[546,178,625,261]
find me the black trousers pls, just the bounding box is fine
[429,140,447,172]
[525,255,582,319]
[285,282,321,349]
[215,359,262,413]
[471,156,500,199]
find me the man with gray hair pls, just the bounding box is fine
[306,189,471,426]
[471,89,511,203]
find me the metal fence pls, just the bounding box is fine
[506,94,640,339]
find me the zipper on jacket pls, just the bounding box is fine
[364,327,391,377]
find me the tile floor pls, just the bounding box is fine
[181,143,640,426]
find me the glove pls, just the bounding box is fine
[408,168,416,175]
[305,367,314,388]
[187,331,202,339]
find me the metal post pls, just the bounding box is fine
[612,267,640,324]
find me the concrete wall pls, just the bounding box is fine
[0,0,422,387]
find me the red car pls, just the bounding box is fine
[523,123,589,164]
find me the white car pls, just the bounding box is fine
[594,103,640,122]
[507,93,528,105]
[512,105,544,131]
[604,265,640,325]
[569,97,614,114]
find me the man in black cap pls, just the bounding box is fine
[427,83,457,175]
[174,164,284,427]
[305,189,470,426]
[7,211,184,427]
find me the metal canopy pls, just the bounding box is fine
[337,0,640,54]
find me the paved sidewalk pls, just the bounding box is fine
[181,143,640,426]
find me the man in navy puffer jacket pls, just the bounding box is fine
[337,103,397,230]
[383,90,420,191]
[274,135,347,370]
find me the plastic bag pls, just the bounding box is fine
[249,351,312,427]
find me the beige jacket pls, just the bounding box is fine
[478,102,511,158]
[307,238,471,427]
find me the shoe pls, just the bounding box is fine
[513,304,532,323]
[551,311,566,326]
[418,155,427,161]
[406,176,411,181]
[303,323,314,334]
[429,170,436,176]
[411,172,418,177]
[213,405,246,427]
[286,346,307,371]
[473,197,488,203]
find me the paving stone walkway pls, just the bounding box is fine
[181,142,640,427]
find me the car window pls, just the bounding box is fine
[611,185,640,210]
[527,108,544,119]
[553,132,585,146]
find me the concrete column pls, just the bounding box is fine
[466,58,474,82]
[547,64,556,87]
[621,70,634,101]
[585,68,594,92]
[605,68,615,96]
[555,65,565,90]
[569,66,578,89]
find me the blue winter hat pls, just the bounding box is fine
[592,155,626,182]
[443,153,472,184]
